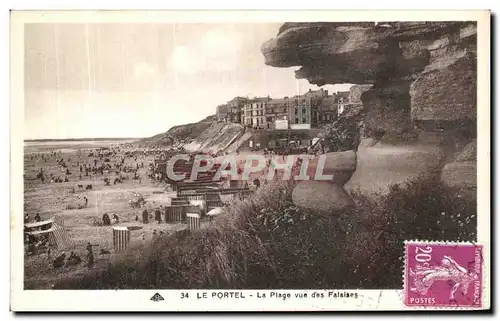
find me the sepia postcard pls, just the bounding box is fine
[10,10,490,312]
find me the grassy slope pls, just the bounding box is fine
[140,115,216,147]
[54,174,475,290]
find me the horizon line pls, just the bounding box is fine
[24,137,144,142]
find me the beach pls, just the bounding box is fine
[23,140,188,289]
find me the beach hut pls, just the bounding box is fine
[112,226,130,252]
[186,213,201,231]
[188,199,207,214]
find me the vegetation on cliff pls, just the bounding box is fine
[140,115,216,147]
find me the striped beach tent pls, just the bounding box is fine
[52,215,66,228]
[113,226,130,252]
[48,223,72,249]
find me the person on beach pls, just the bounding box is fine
[155,208,162,224]
[86,243,96,270]
[46,247,51,261]
[102,213,111,226]
[53,252,66,269]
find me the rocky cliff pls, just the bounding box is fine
[262,22,477,141]
[262,22,477,202]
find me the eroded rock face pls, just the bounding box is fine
[359,138,378,147]
[361,81,412,137]
[439,139,477,200]
[456,139,477,162]
[292,181,354,212]
[409,24,477,125]
[344,143,445,195]
[262,22,472,83]
[305,150,357,186]
[440,161,476,201]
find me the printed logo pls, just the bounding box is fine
[150,293,165,302]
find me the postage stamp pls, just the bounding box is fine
[405,241,484,308]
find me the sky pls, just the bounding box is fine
[24,23,352,139]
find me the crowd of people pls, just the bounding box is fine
[30,147,150,188]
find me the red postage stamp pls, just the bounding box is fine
[404,241,484,308]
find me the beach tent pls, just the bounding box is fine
[189,200,207,213]
[112,226,130,252]
[24,216,72,250]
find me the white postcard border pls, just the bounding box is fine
[10,10,491,311]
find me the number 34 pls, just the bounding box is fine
[181,293,189,299]
[415,246,432,263]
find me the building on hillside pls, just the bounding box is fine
[265,97,291,130]
[316,96,338,125]
[242,97,271,129]
[336,91,350,101]
[216,104,231,122]
[226,97,249,123]
[290,88,328,128]
[216,97,249,123]
[274,118,289,130]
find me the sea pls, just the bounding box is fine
[24,139,138,154]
